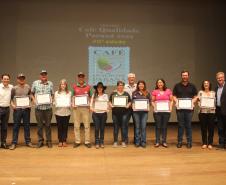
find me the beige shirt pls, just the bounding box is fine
[198,90,216,114]
[0,83,13,107]
[124,83,137,98]
[54,91,71,116]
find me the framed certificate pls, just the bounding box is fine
[155,100,170,112]
[55,96,71,108]
[133,99,149,111]
[73,95,89,106]
[200,97,215,109]
[177,98,193,110]
[94,100,108,111]
[112,96,128,107]
[15,96,30,108]
[36,94,52,105]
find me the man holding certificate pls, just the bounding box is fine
[173,70,197,148]
[215,72,226,149]
[151,79,173,148]
[197,80,215,149]
[109,81,131,148]
[31,70,54,148]
[132,80,150,148]
[9,73,33,150]
[72,72,92,148]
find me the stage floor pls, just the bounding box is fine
[1,124,226,185]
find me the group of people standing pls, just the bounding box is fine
[0,70,225,150]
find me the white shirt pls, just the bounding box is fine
[0,83,13,107]
[124,83,137,98]
[90,93,109,113]
[54,91,71,116]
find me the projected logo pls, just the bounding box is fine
[88,47,130,86]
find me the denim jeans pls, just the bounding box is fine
[133,111,148,145]
[112,111,129,143]
[92,112,107,144]
[216,107,226,145]
[12,108,31,144]
[153,112,170,144]
[55,115,70,142]
[125,108,136,143]
[176,110,193,144]
[198,113,215,145]
[0,107,10,143]
[35,109,52,143]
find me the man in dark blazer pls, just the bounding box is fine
[215,72,226,149]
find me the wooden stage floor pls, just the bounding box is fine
[1,124,226,185]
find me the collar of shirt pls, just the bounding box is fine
[39,80,49,85]
[0,83,12,89]
[76,82,87,87]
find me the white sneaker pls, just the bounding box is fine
[122,142,127,148]
[202,145,207,149]
[208,145,213,149]
[113,142,118,148]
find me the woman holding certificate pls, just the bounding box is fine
[109,81,131,148]
[197,80,216,149]
[54,79,71,147]
[90,82,108,149]
[151,79,173,148]
[132,80,150,148]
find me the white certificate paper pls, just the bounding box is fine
[55,96,71,107]
[177,98,193,110]
[155,101,170,112]
[200,97,215,108]
[112,96,128,107]
[133,99,149,111]
[15,96,30,108]
[94,100,108,111]
[74,95,89,106]
[36,94,52,105]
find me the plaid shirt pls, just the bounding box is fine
[31,80,53,110]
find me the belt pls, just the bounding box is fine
[0,106,9,109]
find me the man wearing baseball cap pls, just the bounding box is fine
[9,73,33,150]
[31,70,54,148]
[72,72,92,148]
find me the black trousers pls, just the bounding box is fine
[198,113,215,145]
[216,107,226,145]
[55,115,70,142]
[0,107,10,143]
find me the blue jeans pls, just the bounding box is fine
[12,108,31,144]
[176,110,193,144]
[153,112,170,144]
[92,112,107,144]
[112,111,129,143]
[133,111,148,145]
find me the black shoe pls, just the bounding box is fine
[1,143,9,149]
[162,143,168,148]
[216,144,224,150]
[9,144,16,150]
[73,143,80,148]
[47,142,53,148]
[85,143,92,148]
[177,142,182,148]
[141,143,146,148]
[187,143,192,149]
[37,142,44,148]
[135,144,140,148]
[26,142,34,148]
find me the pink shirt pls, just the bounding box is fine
[151,89,172,101]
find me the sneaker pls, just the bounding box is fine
[141,143,146,148]
[47,142,53,148]
[113,142,118,148]
[202,145,207,149]
[37,142,44,148]
[154,143,160,148]
[73,143,80,148]
[100,144,104,148]
[162,143,168,148]
[186,143,192,149]
[177,142,182,148]
[85,143,92,148]
[95,144,99,149]
[122,142,127,148]
[9,144,16,150]
[208,145,212,149]
[62,142,67,147]
[26,142,34,148]
[135,144,140,148]
[58,142,63,147]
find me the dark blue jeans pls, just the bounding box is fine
[153,112,170,144]
[125,108,136,143]
[176,110,193,144]
[12,108,31,144]
[92,112,107,144]
[112,111,129,143]
[133,111,148,145]
[0,107,10,143]
[216,107,226,145]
